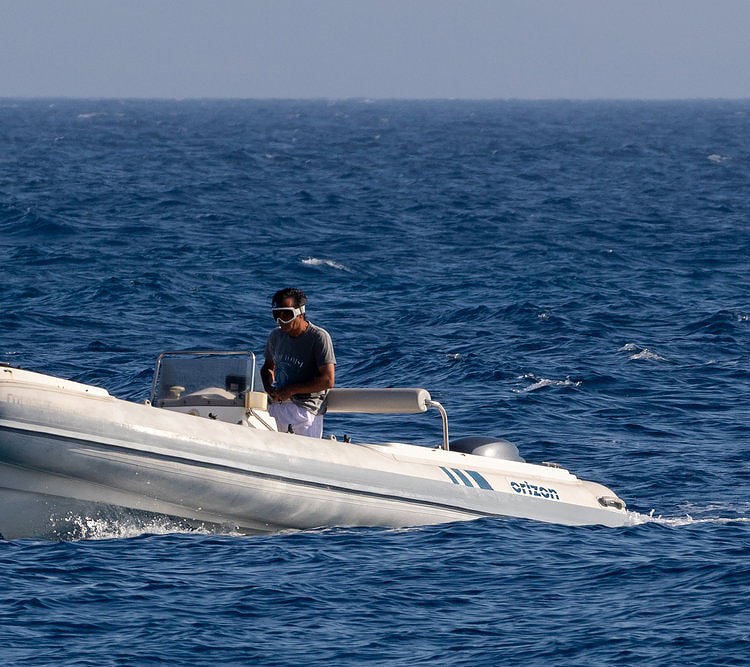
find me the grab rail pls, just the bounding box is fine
[325,387,450,450]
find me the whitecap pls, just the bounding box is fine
[516,373,581,392]
[618,343,664,361]
[630,349,665,361]
[301,257,350,271]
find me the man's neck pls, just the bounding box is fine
[288,320,310,338]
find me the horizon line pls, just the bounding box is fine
[2,95,749,103]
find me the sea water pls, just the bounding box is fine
[1,99,749,665]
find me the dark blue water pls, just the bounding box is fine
[1,99,749,665]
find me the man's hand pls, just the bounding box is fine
[272,386,295,402]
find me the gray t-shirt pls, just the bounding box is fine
[264,322,336,414]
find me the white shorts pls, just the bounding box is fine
[268,402,324,438]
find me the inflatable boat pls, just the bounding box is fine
[0,351,628,539]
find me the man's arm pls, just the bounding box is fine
[260,359,276,394]
[272,363,335,402]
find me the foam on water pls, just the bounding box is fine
[618,342,666,361]
[516,373,583,392]
[627,509,750,528]
[52,512,218,542]
[301,256,351,271]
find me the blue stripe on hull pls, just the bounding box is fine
[466,470,493,490]
[440,466,459,484]
[451,468,473,487]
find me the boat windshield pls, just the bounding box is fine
[150,351,259,405]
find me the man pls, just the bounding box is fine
[261,287,336,438]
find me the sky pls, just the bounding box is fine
[1,0,749,100]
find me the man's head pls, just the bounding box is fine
[272,287,307,310]
[271,287,308,330]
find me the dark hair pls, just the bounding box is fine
[271,287,307,309]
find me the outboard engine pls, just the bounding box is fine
[449,436,526,462]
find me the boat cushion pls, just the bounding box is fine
[325,388,431,414]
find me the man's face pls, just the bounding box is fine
[272,297,305,333]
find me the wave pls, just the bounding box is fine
[618,343,665,361]
[45,508,750,541]
[42,510,235,541]
[683,310,740,337]
[516,373,582,392]
[626,504,750,527]
[301,257,351,271]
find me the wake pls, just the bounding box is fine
[625,508,750,527]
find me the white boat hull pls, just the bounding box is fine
[0,366,628,539]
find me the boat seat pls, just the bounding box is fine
[184,387,236,401]
[159,386,242,407]
[325,388,431,414]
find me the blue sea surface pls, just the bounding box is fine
[1,99,749,665]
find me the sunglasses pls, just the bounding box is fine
[272,305,305,324]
